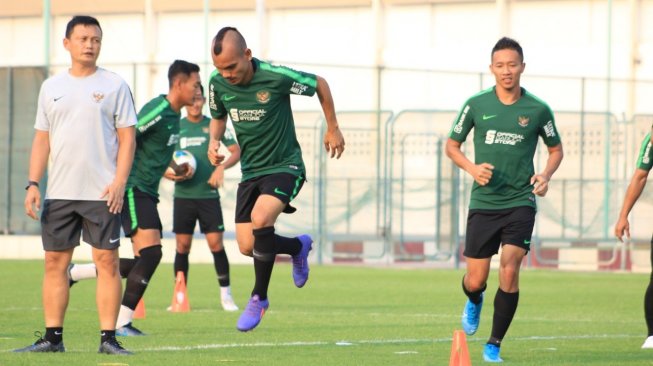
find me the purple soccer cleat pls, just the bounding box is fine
[236,295,270,332]
[292,235,313,288]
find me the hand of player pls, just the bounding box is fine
[324,126,345,159]
[24,186,41,220]
[208,165,225,188]
[178,163,194,181]
[208,139,225,166]
[101,180,126,214]
[471,163,494,186]
[614,217,630,243]
[530,173,550,197]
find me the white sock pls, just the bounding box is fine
[220,286,232,298]
[116,305,134,328]
[69,263,97,281]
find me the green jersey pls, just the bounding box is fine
[636,132,653,171]
[449,87,561,210]
[208,57,316,181]
[127,95,180,197]
[174,116,238,199]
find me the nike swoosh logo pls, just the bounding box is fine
[222,95,237,101]
[274,188,288,196]
[54,96,64,102]
[524,240,531,245]
[140,279,149,285]
[54,331,62,335]
[482,114,497,120]
[109,238,120,243]
[167,124,174,130]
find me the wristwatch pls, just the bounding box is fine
[25,181,39,190]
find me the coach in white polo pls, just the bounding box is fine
[15,15,136,355]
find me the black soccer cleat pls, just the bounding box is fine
[98,337,133,355]
[13,332,65,353]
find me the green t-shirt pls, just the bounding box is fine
[208,57,316,181]
[127,95,180,197]
[449,87,562,210]
[636,132,653,171]
[174,116,238,199]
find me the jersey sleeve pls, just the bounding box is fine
[135,98,168,137]
[208,73,227,120]
[636,132,653,171]
[537,107,561,147]
[221,127,238,147]
[259,62,317,97]
[114,81,137,129]
[448,101,475,142]
[34,82,50,131]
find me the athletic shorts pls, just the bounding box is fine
[235,173,305,223]
[463,206,536,259]
[121,186,162,237]
[40,199,121,251]
[173,197,225,234]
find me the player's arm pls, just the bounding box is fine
[209,143,240,188]
[445,138,494,186]
[614,168,649,242]
[102,126,136,213]
[25,130,50,220]
[531,143,564,197]
[208,117,227,166]
[316,76,345,159]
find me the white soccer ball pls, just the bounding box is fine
[166,150,197,177]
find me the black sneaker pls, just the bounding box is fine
[98,337,133,355]
[14,332,65,353]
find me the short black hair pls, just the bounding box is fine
[212,27,247,56]
[168,60,200,87]
[65,15,102,39]
[491,37,523,62]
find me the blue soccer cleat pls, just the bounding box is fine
[483,343,503,362]
[292,235,313,288]
[237,295,270,332]
[461,293,483,335]
[116,323,145,337]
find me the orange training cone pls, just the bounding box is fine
[169,271,190,312]
[449,329,471,366]
[133,298,146,319]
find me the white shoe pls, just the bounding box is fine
[642,336,653,349]
[221,295,239,311]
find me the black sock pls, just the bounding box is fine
[276,235,301,256]
[122,245,162,309]
[44,327,63,345]
[252,227,276,301]
[462,276,486,304]
[212,249,230,287]
[119,257,139,278]
[490,288,519,343]
[174,252,189,284]
[100,330,115,343]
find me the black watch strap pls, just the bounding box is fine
[25,181,39,190]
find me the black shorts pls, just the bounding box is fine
[173,197,225,234]
[235,173,305,223]
[463,206,536,259]
[40,199,121,251]
[121,187,162,237]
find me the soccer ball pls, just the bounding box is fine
[166,150,197,177]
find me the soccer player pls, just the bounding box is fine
[614,128,653,349]
[15,15,135,355]
[69,60,200,336]
[207,27,345,331]
[446,37,563,362]
[163,84,241,311]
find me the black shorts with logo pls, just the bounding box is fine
[235,173,305,223]
[121,186,162,237]
[173,197,225,234]
[40,199,121,251]
[463,206,536,259]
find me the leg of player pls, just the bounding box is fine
[68,257,138,287]
[643,236,653,349]
[461,257,490,336]
[206,231,238,311]
[116,231,162,337]
[174,234,192,283]
[14,249,73,353]
[484,244,526,363]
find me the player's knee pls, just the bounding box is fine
[465,276,487,292]
[239,246,253,257]
[94,253,119,275]
[139,245,163,269]
[250,211,274,228]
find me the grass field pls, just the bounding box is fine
[1,259,652,365]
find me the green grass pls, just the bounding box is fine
[1,260,652,365]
